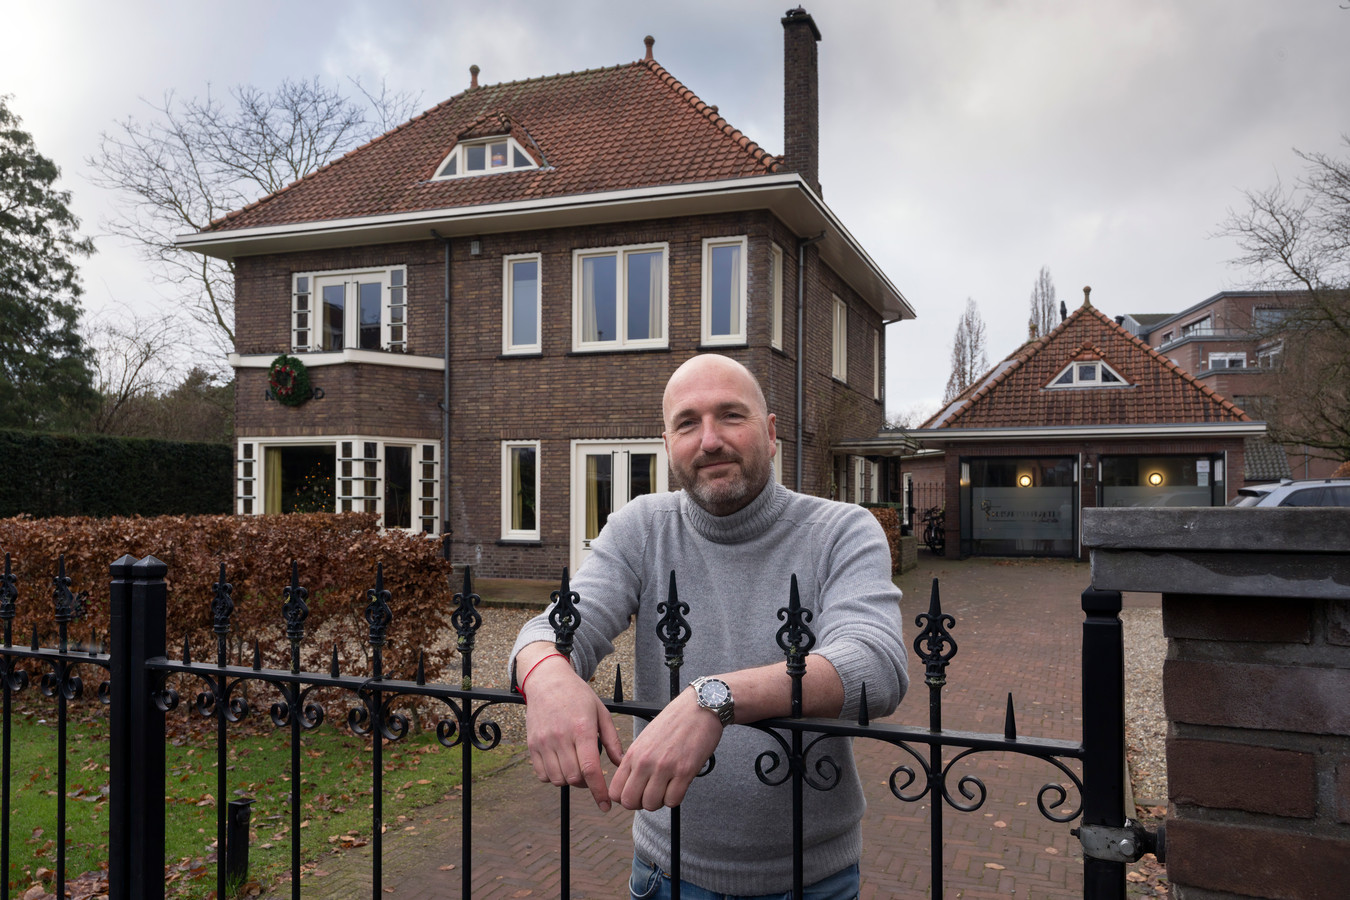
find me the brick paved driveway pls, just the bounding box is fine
[271,555,1149,899]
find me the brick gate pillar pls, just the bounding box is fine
[1082,507,1350,900]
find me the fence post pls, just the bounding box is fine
[108,555,168,900]
[1080,587,1126,900]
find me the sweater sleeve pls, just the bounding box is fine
[507,496,651,685]
[810,505,909,720]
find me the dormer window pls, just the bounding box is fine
[435,136,536,179]
[1048,360,1127,388]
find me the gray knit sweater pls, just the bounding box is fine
[509,479,908,894]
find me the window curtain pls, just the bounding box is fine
[585,456,601,539]
[264,448,282,514]
[726,245,741,336]
[647,252,662,340]
[582,258,599,343]
[511,450,524,531]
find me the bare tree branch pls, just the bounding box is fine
[88,79,422,361]
[943,297,989,404]
[1028,265,1057,340]
[1217,134,1350,459]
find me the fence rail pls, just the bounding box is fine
[0,551,1134,900]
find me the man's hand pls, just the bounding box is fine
[607,687,723,811]
[518,645,624,811]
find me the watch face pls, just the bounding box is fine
[698,679,730,707]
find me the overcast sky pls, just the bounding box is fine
[4,0,1348,419]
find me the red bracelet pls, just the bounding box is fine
[518,652,569,703]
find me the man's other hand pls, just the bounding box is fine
[607,688,722,811]
[519,646,624,812]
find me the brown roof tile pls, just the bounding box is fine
[925,302,1251,430]
[206,59,780,233]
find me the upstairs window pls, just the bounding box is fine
[293,267,407,353]
[832,295,848,382]
[1252,307,1291,329]
[1257,342,1283,370]
[1208,352,1246,370]
[573,244,668,351]
[701,237,747,346]
[503,254,541,354]
[1048,359,1127,388]
[434,136,536,179]
[770,244,784,350]
[1181,316,1212,338]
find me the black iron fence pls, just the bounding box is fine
[0,551,1149,900]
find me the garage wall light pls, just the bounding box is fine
[1018,474,1032,487]
[1148,472,1164,486]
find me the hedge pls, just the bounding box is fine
[0,430,231,518]
[0,513,456,686]
[868,506,903,575]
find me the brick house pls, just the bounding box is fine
[176,9,914,578]
[1121,289,1340,480]
[837,293,1262,559]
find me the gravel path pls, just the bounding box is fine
[1122,606,1168,805]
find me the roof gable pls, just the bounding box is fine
[925,301,1249,430]
[207,58,780,233]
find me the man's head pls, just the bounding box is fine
[662,354,777,516]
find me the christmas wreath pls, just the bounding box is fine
[268,354,311,407]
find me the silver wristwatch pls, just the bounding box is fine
[690,676,735,727]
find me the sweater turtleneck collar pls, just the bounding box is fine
[681,474,790,545]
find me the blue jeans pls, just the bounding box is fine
[629,855,859,900]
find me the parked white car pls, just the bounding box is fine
[1227,478,1350,508]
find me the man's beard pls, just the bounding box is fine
[675,451,772,516]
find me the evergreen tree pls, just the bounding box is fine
[0,95,97,430]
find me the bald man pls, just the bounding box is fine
[510,353,907,899]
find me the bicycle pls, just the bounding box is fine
[921,506,946,556]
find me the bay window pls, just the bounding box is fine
[292,266,407,353]
[236,437,439,533]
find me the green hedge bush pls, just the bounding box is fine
[0,430,231,518]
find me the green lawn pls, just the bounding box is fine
[3,701,519,898]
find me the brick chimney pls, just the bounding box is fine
[782,7,822,196]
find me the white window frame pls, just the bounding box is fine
[869,460,881,503]
[1047,359,1129,389]
[503,253,543,354]
[701,236,748,346]
[571,243,669,352]
[832,295,848,382]
[433,135,537,179]
[873,328,881,400]
[852,456,865,504]
[1257,342,1284,369]
[236,442,258,516]
[292,266,408,353]
[770,244,784,351]
[237,436,439,534]
[1207,351,1247,370]
[501,440,541,540]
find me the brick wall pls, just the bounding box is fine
[442,211,884,577]
[232,211,888,578]
[1085,508,1350,900]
